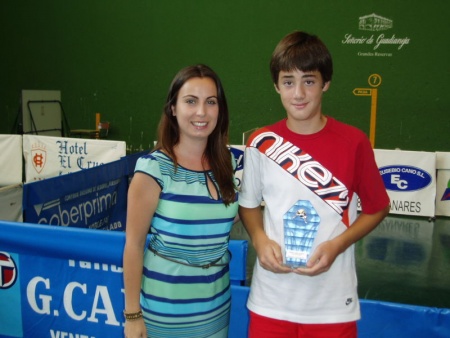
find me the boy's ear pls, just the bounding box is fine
[322,81,331,92]
[274,83,280,93]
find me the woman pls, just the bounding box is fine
[123,64,239,338]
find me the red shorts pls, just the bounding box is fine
[248,311,357,338]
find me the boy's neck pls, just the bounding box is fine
[286,114,327,135]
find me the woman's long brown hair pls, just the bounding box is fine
[154,64,236,205]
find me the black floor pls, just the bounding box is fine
[230,215,450,309]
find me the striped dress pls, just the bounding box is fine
[134,150,238,338]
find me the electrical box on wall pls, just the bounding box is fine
[21,90,62,137]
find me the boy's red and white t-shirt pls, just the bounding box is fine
[239,117,389,324]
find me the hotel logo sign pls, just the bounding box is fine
[342,13,411,57]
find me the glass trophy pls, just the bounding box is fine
[283,200,321,267]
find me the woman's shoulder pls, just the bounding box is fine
[138,149,170,162]
[136,149,173,172]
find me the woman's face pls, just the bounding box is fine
[172,77,219,143]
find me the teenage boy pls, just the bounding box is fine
[238,31,390,338]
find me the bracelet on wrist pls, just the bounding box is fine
[123,309,143,321]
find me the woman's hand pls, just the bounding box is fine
[124,318,147,338]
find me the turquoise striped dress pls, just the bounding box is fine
[134,150,238,338]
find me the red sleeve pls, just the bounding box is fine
[354,137,390,214]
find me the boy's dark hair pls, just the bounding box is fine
[270,31,333,85]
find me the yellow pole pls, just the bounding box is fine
[369,89,378,148]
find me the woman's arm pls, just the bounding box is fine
[123,173,161,337]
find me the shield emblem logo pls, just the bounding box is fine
[31,147,47,174]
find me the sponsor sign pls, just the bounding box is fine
[341,13,411,58]
[23,158,129,230]
[380,165,432,192]
[375,149,436,217]
[23,135,126,182]
[435,152,450,217]
[0,252,23,338]
[0,222,125,338]
[0,221,247,338]
[0,252,18,289]
[20,255,124,337]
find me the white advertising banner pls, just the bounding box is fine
[375,149,436,217]
[23,135,126,182]
[0,135,23,186]
[0,184,23,222]
[435,152,450,217]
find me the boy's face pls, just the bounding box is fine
[275,68,330,133]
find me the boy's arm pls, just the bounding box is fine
[239,205,292,274]
[295,205,390,276]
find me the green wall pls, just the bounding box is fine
[1,1,449,153]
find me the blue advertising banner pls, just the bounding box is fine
[0,221,248,338]
[22,158,129,231]
[0,221,126,338]
[20,255,124,337]
[229,145,245,190]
